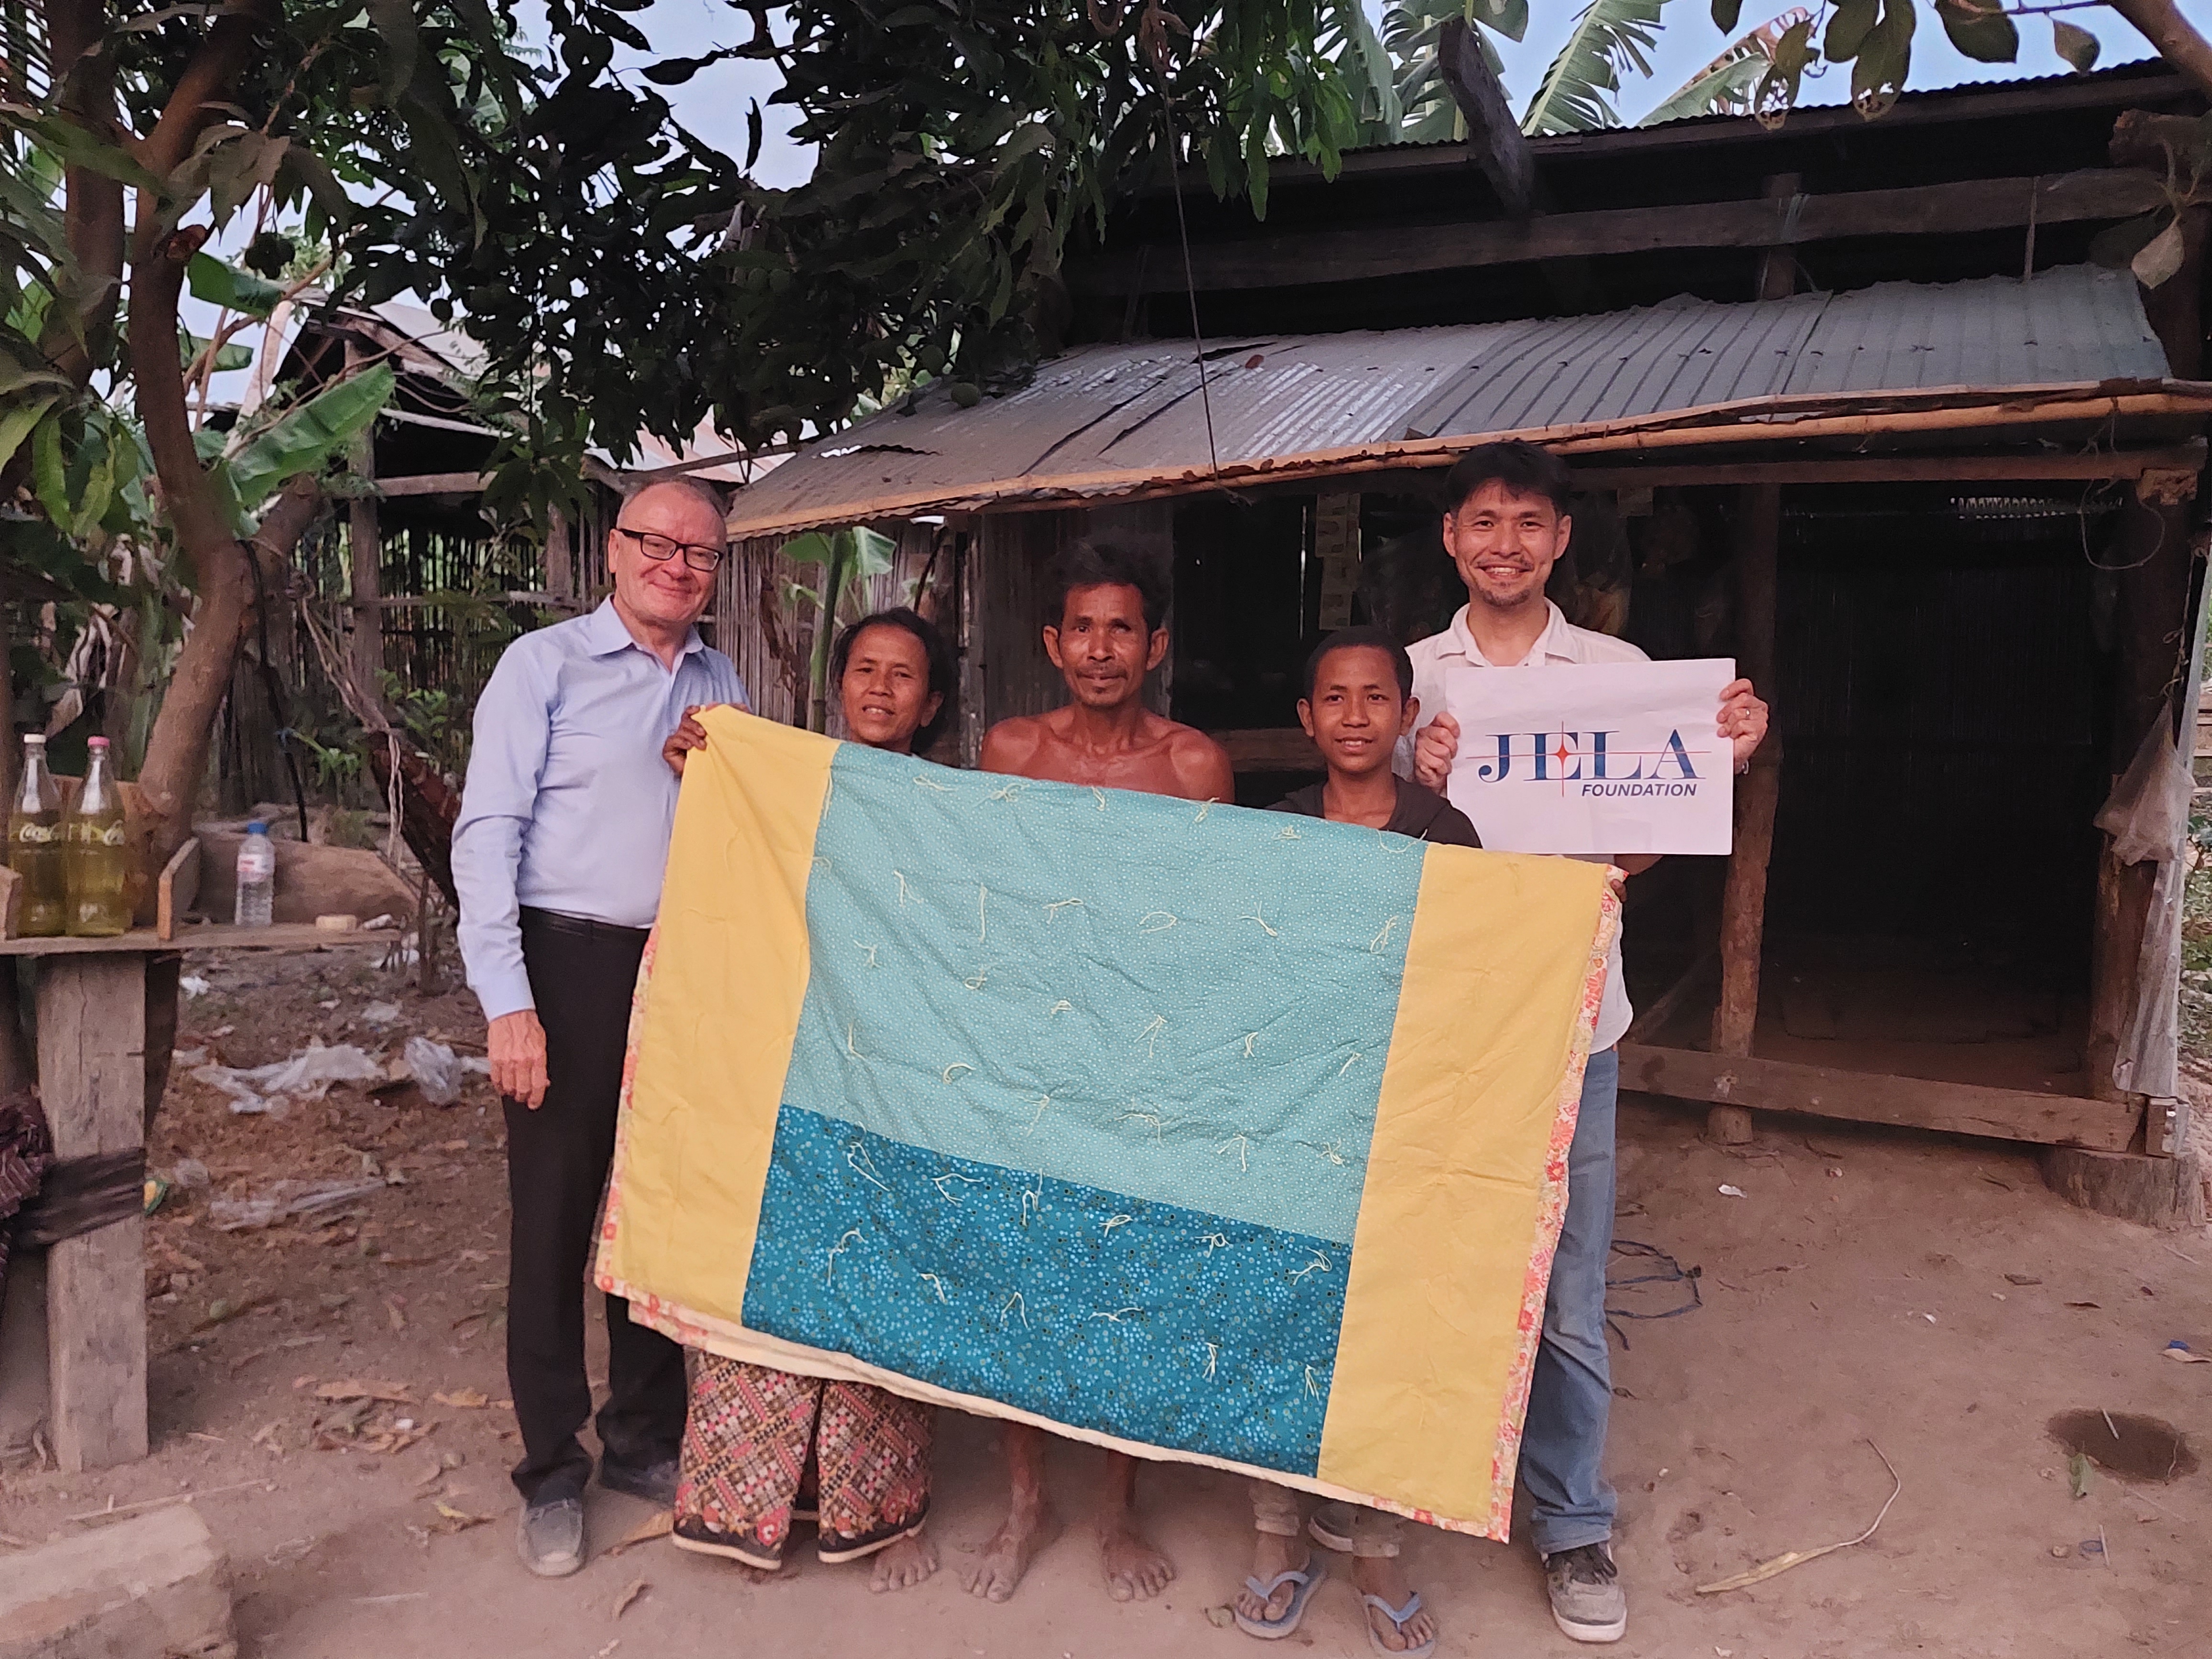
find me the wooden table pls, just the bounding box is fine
[14,925,399,1471]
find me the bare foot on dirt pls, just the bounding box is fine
[1234,1533,1312,1626]
[1352,1553,1435,1652]
[963,1496,1060,1602]
[1100,1510,1175,1602]
[868,1532,938,1593]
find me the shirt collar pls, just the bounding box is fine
[581,597,704,663]
[1447,599,1573,668]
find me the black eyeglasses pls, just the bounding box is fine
[614,525,724,572]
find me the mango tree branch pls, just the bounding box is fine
[2105,0,2212,101]
[40,0,126,388]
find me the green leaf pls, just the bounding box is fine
[1522,0,1670,136]
[1474,0,1530,44]
[1825,0,1880,62]
[2052,19,2101,74]
[177,329,253,373]
[1643,9,1812,124]
[1710,0,1743,32]
[2134,218,2188,289]
[32,415,70,528]
[783,530,837,567]
[366,0,420,100]
[25,116,166,196]
[0,396,55,476]
[1935,0,2017,65]
[1850,0,1915,120]
[219,363,395,520]
[68,422,115,542]
[186,253,286,319]
[851,525,896,580]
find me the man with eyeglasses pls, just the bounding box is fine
[453,477,746,1577]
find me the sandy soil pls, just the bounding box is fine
[3,951,2210,1659]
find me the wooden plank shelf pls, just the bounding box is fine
[1617,1042,2141,1152]
[0,923,401,957]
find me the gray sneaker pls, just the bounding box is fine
[517,1497,586,1578]
[1544,1543,1626,1643]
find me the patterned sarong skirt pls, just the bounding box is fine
[674,1353,932,1567]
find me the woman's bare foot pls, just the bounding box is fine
[963,1491,1059,1602]
[1099,1510,1175,1602]
[1352,1553,1436,1653]
[1233,1533,1311,1627]
[868,1531,939,1593]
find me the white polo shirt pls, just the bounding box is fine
[1400,600,1646,1051]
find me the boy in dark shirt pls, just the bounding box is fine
[1272,626,1482,849]
[1232,629,1476,1656]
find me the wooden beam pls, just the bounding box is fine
[39,955,148,1470]
[376,471,489,497]
[1437,17,1535,218]
[1567,442,2209,489]
[1616,1042,2142,1150]
[1215,727,1323,774]
[1069,168,2167,296]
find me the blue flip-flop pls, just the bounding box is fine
[1360,1590,1437,1659]
[1234,1562,1327,1640]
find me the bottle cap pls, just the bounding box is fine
[88,736,109,750]
[22,735,41,747]
[245,820,268,835]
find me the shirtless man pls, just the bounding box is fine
[964,538,1233,1604]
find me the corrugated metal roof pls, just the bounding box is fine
[727,265,2179,539]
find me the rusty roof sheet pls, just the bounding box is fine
[726,265,2173,539]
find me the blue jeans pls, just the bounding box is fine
[1516,1044,1619,1558]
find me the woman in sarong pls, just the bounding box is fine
[659,606,956,1590]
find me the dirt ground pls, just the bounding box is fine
[3,948,2211,1659]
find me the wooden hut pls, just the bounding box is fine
[716,63,2212,1226]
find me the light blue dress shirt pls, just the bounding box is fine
[453,599,747,1021]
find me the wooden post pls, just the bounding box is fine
[1705,178,1798,1145]
[345,338,385,702]
[40,954,148,1470]
[2085,200,2204,1114]
[545,508,575,607]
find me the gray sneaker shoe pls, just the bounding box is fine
[517,1497,586,1578]
[1544,1543,1626,1643]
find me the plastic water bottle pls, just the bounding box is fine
[235,821,276,929]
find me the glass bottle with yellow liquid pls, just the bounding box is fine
[65,735,132,937]
[9,734,65,937]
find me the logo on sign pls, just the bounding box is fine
[1470,730,1707,797]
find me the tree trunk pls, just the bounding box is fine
[120,0,282,865]
[2108,0,2212,100]
[39,0,125,389]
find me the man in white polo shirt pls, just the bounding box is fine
[1402,441,1767,1645]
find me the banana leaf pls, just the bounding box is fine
[1521,0,1672,136]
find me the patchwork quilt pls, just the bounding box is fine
[597,709,1616,1537]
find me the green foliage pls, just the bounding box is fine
[784,524,895,731]
[186,252,287,319]
[1522,0,1672,136]
[212,363,396,531]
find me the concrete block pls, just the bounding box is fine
[0,1504,235,1659]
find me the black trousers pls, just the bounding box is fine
[505,908,686,1503]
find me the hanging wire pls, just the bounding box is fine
[1604,1238,1702,1351]
[1149,68,1221,478]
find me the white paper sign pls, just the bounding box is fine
[1439,658,1736,856]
